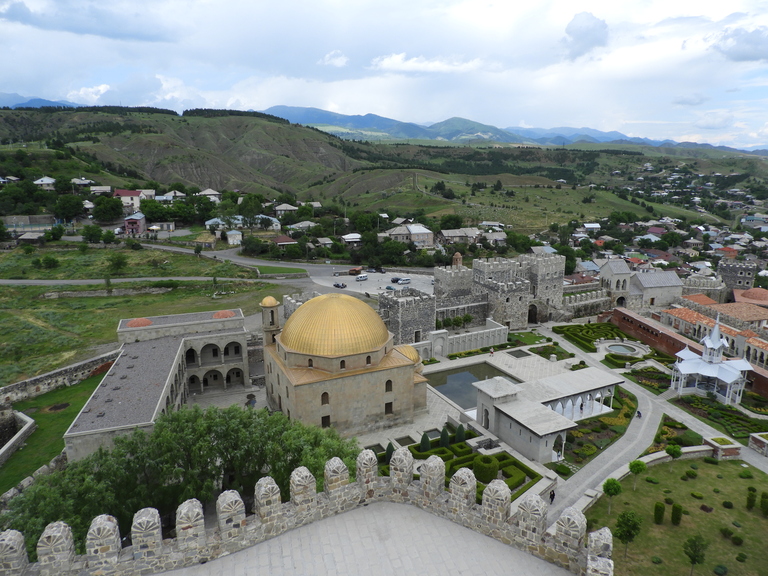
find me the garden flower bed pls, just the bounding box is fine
[674,396,768,444]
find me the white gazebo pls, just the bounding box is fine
[671,318,751,406]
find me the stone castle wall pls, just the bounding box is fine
[682,276,728,304]
[378,288,436,345]
[717,260,756,296]
[0,449,613,576]
[0,352,119,405]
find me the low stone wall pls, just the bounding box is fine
[443,319,508,355]
[748,433,768,456]
[258,272,308,279]
[43,288,172,299]
[0,449,614,576]
[0,451,67,508]
[0,351,119,404]
[563,282,602,294]
[0,413,36,468]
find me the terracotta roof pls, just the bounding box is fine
[735,287,768,304]
[126,318,152,328]
[663,307,739,337]
[747,337,768,352]
[213,310,236,319]
[682,293,718,306]
[711,303,768,322]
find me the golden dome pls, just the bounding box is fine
[260,296,279,307]
[396,345,420,364]
[280,293,390,356]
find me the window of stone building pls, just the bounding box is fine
[224,346,229,356]
[234,345,240,355]
[286,388,289,398]
[212,348,218,357]
[366,355,372,365]
[385,380,393,392]
[506,297,510,303]
[340,360,346,369]
[308,359,313,368]
[414,331,421,343]
[322,415,331,428]
[322,392,329,405]
[385,402,393,415]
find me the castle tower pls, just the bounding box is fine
[717,260,756,300]
[260,296,281,344]
[452,252,463,267]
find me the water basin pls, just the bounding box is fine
[607,343,640,355]
[428,364,517,409]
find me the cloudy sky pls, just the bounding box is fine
[3,0,768,147]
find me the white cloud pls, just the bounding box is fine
[318,50,349,68]
[693,110,735,130]
[66,84,110,105]
[369,53,484,73]
[714,26,768,61]
[673,93,709,106]
[563,12,609,59]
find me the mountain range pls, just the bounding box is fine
[1,92,765,155]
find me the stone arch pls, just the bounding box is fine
[226,367,244,386]
[185,348,197,367]
[616,296,626,307]
[621,279,627,290]
[528,304,538,324]
[552,434,564,459]
[321,392,329,405]
[482,408,490,429]
[308,358,313,368]
[615,279,621,290]
[200,343,221,365]
[202,369,224,390]
[223,341,242,359]
[340,359,346,370]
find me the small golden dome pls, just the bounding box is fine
[260,296,279,307]
[396,345,420,364]
[280,293,389,356]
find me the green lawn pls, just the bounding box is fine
[586,459,768,576]
[0,281,291,384]
[0,374,104,494]
[0,246,259,280]
[508,331,546,346]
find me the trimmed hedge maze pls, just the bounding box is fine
[552,323,633,353]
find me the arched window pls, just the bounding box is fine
[366,355,371,365]
[385,380,393,392]
[340,360,346,369]
[321,392,329,405]
[269,310,275,326]
[308,359,313,368]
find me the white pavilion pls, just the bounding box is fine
[671,318,751,406]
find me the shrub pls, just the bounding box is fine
[654,502,665,524]
[738,469,754,479]
[645,476,659,484]
[748,486,757,493]
[680,475,688,482]
[671,503,683,525]
[440,427,450,448]
[720,527,734,538]
[455,424,466,443]
[722,501,734,509]
[385,442,394,463]
[555,464,571,477]
[714,565,728,576]
[746,490,756,510]
[690,464,698,470]
[473,455,499,484]
[651,556,662,564]
[714,488,720,493]
[732,521,741,528]
[664,497,674,505]
[703,456,719,465]
[678,430,703,446]
[420,433,430,453]
[666,444,682,459]
[736,553,747,563]
[691,492,704,499]
[731,535,743,546]
[685,470,698,479]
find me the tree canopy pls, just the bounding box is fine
[1,406,359,559]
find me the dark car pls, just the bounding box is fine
[333,282,347,289]
[390,277,400,283]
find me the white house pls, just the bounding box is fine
[33,176,56,191]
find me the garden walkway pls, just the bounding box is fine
[535,322,768,525]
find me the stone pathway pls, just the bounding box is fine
[534,322,768,523]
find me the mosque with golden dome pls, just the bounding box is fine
[261,293,428,435]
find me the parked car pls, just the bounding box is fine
[385,285,395,290]
[333,282,347,289]
[390,277,401,283]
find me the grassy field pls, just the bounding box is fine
[0,374,104,494]
[586,458,768,576]
[0,281,291,384]
[0,245,260,281]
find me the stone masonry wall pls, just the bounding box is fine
[0,449,612,576]
[378,288,436,345]
[0,351,119,405]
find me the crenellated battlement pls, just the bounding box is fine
[0,449,612,576]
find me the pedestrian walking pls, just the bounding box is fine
[549,490,555,504]
[490,347,494,356]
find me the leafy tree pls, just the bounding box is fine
[683,534,708,576]
[81,224,103,243]
[194,244,203,257]
[615,510,642,559]
[0,220,8,241]
[603,478,622,515]
[440,214,463,230]
[239,194,263,232]
[666,444,682,459]
[41,255,59,269]
[107,252,129,274]
[101,230,116,244]
[53,194,84,221]
[628,460,647,490]
[139,199,169,222]
[92,196,123,222]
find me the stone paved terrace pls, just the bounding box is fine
[163,502,571,576]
